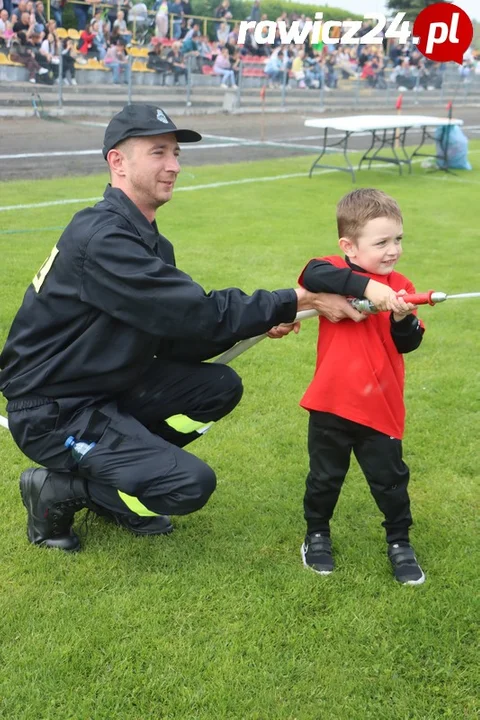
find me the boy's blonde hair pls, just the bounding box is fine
[336,188,403,241]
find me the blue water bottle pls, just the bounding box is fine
[65,435,96,462]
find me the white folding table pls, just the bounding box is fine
[304,115,464,182]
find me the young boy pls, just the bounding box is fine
[298,188,425,585]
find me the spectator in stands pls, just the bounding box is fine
[291,49,306,88]
[166,39,187,84]
[113,9,131,44]
[231,46,241,84]
[128,1,148,39]
[255,25,270,56]
[61,37,77,83]
[104,37,130,84]
[408,48,422,67]
[49,0,64,28]
[177,15,189,40]
[10,29,41,81]
[305,52,326,90]
[212,45,236,88]
[0,8,8,30]
[78,21,96,55]
[240,26,259,56]
[214,0,230,23]
[216,19,228,44]
[182,19,199,47]
[38,29,60,80]
[109,24,121,45]
[370,53,386,89]
[182,23,202,71]
[168,0,183,40]
[106,0,120,32]
[2,14,15,46]
[361,59,376,86]
[336,48,357,78]
[427,61,443,89]
[197,33,213,65]
[91,18,107,58]
[180,0,192,17]
[264,49,283,88]
[227,22,239,46]
[394,59,416,90]
[46,17,57,33]
[16,0,28,15]
[95,7,110,37]
[0,7,9,35]
[13,10,30,33]
[147,38,168,74]
[0,8,14,47]
[34,0,46,30]
[73,0,91,31]
[155,0,168,38]
[325,52,338,89]
[248,0,261,23]
[389,40,404,67]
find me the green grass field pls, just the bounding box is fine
[0,147,479,720]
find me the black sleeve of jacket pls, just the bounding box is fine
[301,259,370,297]
[390,313,425,354]
[80,226,298,343]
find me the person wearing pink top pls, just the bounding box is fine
[213,46,236,88]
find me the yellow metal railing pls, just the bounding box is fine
[46,0,243,43]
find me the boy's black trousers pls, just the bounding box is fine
[304,411,412,544]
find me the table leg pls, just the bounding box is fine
[308,129,356,182]
[358,130,375,171]
[309,127,329,178]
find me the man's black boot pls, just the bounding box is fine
[19,468,92,552]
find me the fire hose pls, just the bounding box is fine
[0,290,479,432]
[214,290,480,365]
[350,290,480,314]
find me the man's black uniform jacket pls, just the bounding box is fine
[0,186,297,400]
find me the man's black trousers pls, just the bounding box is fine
[7,359,243,518]
[304,411,412,544]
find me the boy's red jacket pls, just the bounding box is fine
[298,255,425,439]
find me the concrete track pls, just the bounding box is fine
[1,106,479,181]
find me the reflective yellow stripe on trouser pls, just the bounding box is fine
[165,414,213,435]
[117,413,213,516]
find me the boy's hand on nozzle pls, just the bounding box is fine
[364,280,406,314]
[392,289,417,322]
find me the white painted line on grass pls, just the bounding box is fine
[0,143,241,160]
[0,173,303,211]
[0,415,9,430]
[0,196,103,212]
[1,151,479,213]
[0,150,101,160]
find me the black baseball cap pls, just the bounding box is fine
[102,103,202,159]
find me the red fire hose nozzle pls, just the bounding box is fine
[401,291,448,305]
[350,291,448,314]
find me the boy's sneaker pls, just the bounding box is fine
[301,533,334,575]
[388,541,425,585]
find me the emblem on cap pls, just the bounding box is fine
[156,109,169,124]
